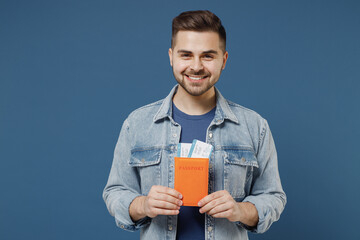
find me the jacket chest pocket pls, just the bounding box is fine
[223,148,258,200]
[129,147,162,195]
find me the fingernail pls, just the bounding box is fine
[198,202,202,207]
[179,200,183,206]
[179,194,183,199]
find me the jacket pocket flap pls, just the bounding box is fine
[224,149,259,168]
[129,147,162,167]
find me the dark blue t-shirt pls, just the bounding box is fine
[172,102,216,240]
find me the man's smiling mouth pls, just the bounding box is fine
[185,75,208,80]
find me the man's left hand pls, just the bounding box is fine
[198,190,241,222]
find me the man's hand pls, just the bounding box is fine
[198,190,259,227]
[129,185,183,222]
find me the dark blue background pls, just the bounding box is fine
[1,0,359,239]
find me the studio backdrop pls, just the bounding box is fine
[1,0,359,239]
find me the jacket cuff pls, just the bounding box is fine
[114,194,151,232]
[241,196,268,234]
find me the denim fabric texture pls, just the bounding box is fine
[103,85,286,240]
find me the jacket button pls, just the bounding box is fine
[168,225,173,231]
[208,226,213,232]
[141,158,145,163]
[241,157,246,162]
[173,133,177,138]
[208,132,213,138]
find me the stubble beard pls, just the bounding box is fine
[172,69,220,97]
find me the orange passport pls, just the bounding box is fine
[174,157,209,206]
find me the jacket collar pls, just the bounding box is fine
[153,84,239,125]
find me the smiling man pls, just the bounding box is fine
[169,30,226,98]
[103,10,286,240]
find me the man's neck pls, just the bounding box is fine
[172,85,216,115]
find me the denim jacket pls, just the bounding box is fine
[103,85,286,240]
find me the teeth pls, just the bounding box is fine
[188,76,205,80]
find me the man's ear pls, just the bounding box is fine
[222,51,229,70]
[168,48,173,67]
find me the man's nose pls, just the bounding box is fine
[190,58,204,72]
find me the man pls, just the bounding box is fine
[103,10,286,240]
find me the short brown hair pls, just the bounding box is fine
[171,10,226,52]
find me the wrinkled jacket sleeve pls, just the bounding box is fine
[102,118,151,231]
[241,119,287,233]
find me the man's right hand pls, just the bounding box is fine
[129,185,183,222]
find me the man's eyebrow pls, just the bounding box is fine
[202,50,218,55]
[177,49,219,54]
[177,50,192,54]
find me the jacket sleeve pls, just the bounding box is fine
[241,119,287,233]
[102,118,151,231]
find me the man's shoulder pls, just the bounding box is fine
[126,98,164,121]
[224,98,269,145]
[226,99,265,123]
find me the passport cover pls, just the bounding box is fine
[174,157,209,206]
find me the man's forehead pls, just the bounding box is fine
[174,30,220,41]
[173,31,222,51]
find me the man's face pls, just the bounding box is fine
[169,31,228,96]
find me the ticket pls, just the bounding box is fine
[187,140,213,158]
[176,143,192,157]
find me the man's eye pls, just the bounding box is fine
[181,54,191,58]
[203,55,213,59]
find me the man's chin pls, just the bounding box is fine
[181,84,213,97]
